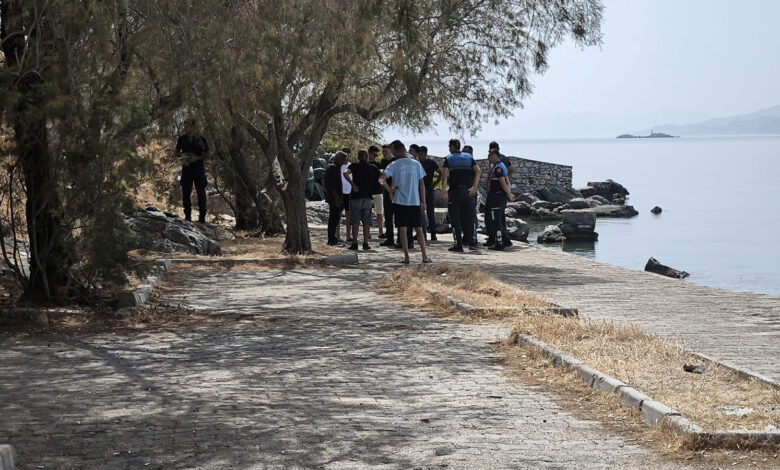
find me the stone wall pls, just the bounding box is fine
[430,155,573,193]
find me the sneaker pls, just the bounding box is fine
[363,242,371,251]
[378,233,386,239]
[430,234,438,241]
[468,244,479,250]
[482,240,495,247]
[379,240,395,247]
[348,243,358,250]
[504,240,513,247]
[488,244,504,251]
[393,243,402,249]
[448,245,464,252]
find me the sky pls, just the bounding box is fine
[391,0,780,140]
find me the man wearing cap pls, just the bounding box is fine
[175,118,209,223]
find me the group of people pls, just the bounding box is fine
[324,139,517,264]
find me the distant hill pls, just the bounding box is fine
[630,105,780,137]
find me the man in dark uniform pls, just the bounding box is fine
[441,139,481,252]
[418,146,440,241]
[462,145,479,247]
[485,148,516,250]
[486,141,515,247]
[379,144,397,247]
[175,119,209,223]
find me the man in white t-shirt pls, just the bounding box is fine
[340,147,352,241]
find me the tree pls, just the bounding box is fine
[212,0,603,253]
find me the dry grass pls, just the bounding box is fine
[382,266,780,434]
[378,264,553,320]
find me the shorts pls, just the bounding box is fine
[349,197,372,226]
[372,194,384,216]
[342,193,351,213]
[393,203,422,228]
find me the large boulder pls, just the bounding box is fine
[433,208,451,233]
[306,200,330,225]
[593,204,639,218]
[126,210,221,255]
[579,179,629,199]
[645,257,689,279]
[588,195,611,206]
[505,218,530,242]
[531,207,560,220]
[536,186,582,203]
[508,201,532,216]
[537,225,566,243]
[559,210,598,241]
[515,192,540,205]
[566,198,592,210]
[531,200,557,211]
[433,187,447,208]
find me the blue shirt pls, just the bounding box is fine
[384,157,427,206]
[444,152,477,188]
[489,162,509,193]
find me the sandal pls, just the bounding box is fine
[398,259,411,265]
[422,257,433,264]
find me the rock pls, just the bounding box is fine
[566,198,592,210]
[505,218,529,242]
[530,200,557,211]
[126,210,221,255]
[611,193,626,205]
[306,200,330,225]
[593,204,639,218]
[537,225,566,243]
[536,186,581,203]
[194,222,236,241]
[507,201,532,215]
[515,192,540,205]
[433,208,451,233]
[504,206,518,219]
[645,257,689,279]
[651,206,663,214]
[579,179,629,199]
[433,187,447,208]
[559,210,598,242]
[589,195,611,205]
[531,207,560,220]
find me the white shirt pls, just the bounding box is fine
[341,164,351,194]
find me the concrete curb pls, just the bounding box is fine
[117,259,171,308]
[426,289,577,317]
[514,333,780,448]
[692,352,779,390]
[0,444,15,470]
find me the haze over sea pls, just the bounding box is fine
[415,135,780,296]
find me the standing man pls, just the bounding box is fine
[380,141,431,264]
[379,144,397,247]
[367,145,385,239]
[441,139,481,252]
[340,148,352,242]
[485,148,516,250]
[418,146,441,241]
[344,150,378,251]
[324,151,348,246]
[486,141,515,247]
[175,118,209,223]
[461,145,479,248]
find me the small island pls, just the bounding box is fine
[617,130,678,139]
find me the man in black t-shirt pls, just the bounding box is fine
[344,150,379,250]
[418,146,441,240]
[175,119,209,223]
[379,144,398,247]
[367,145,384,239]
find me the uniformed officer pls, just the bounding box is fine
[485,148,516,250]
[441,139,481,252]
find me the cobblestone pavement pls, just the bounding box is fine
[400,236,779,381]
[1,265,704,469]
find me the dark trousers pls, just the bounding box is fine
[470,193,478,245]
[181,165,207,216]
[485,193,509,247]
[425,187,437,234]
[448,187,474,248]
[383,189,395,242]
[327,200,342,245]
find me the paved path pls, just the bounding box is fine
[1,266,701,469]
[400,238,779,381]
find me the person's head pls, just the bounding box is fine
[342,147,351,155]
[462,145,473,156]
[418,145,428,160]
[183,118,196,135]
[488,148,501,163]
[391,140,406,158]
[381,144,392,159]
[448,138,461,154]
[489,141,500,151]
[357,149,368,162]
[409,144,420,159]
[368,145,380,160]
[333,151,348,166]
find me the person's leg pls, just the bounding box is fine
[499,197,510,246]
[194,166,208,223]
[463,193,475,249]
[426,187,437,240]
[344,195,352,241]
[420,209,428,240]
[180,170,194,221]
[485,195,500,248]
[448,190,464,250]
[470,193,478,246]
[415,227,430,262]
[399,226,410,262]
[382,191,394,244]
[327,202,341,245]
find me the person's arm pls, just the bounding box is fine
[419,178,427,210]
[432,167,442,187]
[441,167,449,201]
[379,172,395,201]
[343,168,358,193]
[468,164,481,197]
[507,164,515,178]
[499,175,516,201]
[484,162,494,189]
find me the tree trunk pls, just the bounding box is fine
[280,175,312,254]
[2,1,73,301]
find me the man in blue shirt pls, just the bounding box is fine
[380,140,432,264]
[441,139,481,252]
[485,148,516,250]
[461,145,479,248]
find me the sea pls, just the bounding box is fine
[412,136,780,296]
